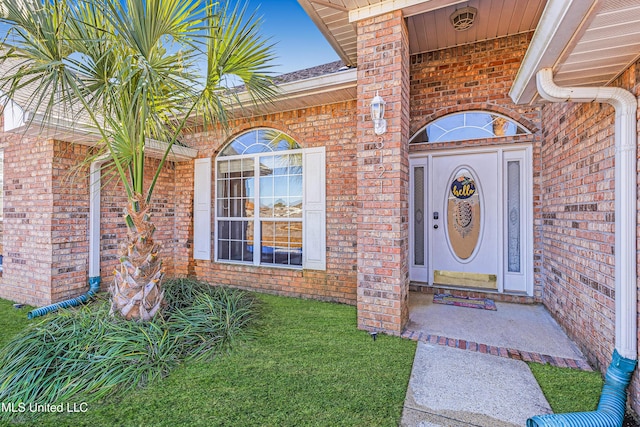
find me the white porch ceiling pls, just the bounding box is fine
[407,0,546,55]
[298,0,640,103]
[297,0,547,66]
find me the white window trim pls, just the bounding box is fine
[198,143,326,271]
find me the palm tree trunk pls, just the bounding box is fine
[110,194,165,321]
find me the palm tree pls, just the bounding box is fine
[0,0,277,320]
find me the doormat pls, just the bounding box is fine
[432,293,497,311]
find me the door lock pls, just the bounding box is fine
[433,212,439,220]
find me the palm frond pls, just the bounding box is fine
[194,0,278,129]
[0,0,278,204]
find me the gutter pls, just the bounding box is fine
[5,107,198,162]
[536,67,638,361]
[508,0,598,105]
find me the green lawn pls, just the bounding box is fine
[0,299,33,347]
[6,294,416,427]
[528,362,604,414]
[0,293,607,426]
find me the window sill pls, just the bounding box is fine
[214,259,303,271]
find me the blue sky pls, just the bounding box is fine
[0,0,339,75]
[244,0,339,73]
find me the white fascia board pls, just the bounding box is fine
[277,68,357,98]
[348,0,465,22]
[144,138,198,162]
[509,0,600,105]
[5,108,198,161]
[233,67,357,107]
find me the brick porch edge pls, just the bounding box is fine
[401,329,593,371]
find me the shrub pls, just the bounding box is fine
[163,277,223,311]
[0,279,255,422]
[169,287,256,361]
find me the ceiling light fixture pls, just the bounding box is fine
[450,6,477,31]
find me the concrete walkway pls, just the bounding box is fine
[400,292,591,426]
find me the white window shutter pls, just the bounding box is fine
[193,158,212,260]
[303,147,326,270]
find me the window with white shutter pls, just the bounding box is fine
[193,129,326,270]
[193,158,212,260]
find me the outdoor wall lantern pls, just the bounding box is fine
[370,91,387,135]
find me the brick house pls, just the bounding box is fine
[2,0,640,413]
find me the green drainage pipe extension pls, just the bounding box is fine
[527,349,637,427]
[27,277,100,319]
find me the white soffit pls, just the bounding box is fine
[407,0,546,56]
[554,0,640,87]
[511,0,640,104]
[298,0,547,66]
[297,0,466,66]
[297,0,358,66]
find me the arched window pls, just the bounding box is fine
[210,129,325,269]
[219,128,301,156]
[410,111,530,144]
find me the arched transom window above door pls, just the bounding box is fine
[410,111,531,144]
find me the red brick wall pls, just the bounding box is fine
[0,133,56,306]
[355,10,411,334]
[50,141,90,302]
[540,100,616,368]
[0,136,92,305]
[538,63,640,410]
[98,158,178,286]
[173,160,196,277]
[408,33,544,297]
[409,34,540,137]
[0,119,179,306]
[180,101,358,304]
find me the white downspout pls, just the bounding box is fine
[536,67,638,360]
[89,154,110,280]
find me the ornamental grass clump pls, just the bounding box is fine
[0,279,256,423]
[169,288,256,362]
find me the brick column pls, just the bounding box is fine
[173,160,196,276]
[356,11,410,334]
[0,136,56,306]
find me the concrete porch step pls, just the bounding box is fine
[400,292,592,426]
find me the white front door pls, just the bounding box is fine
[431,152,499,289]
[409,146,532,295]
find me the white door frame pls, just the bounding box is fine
[409,143,534,296]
